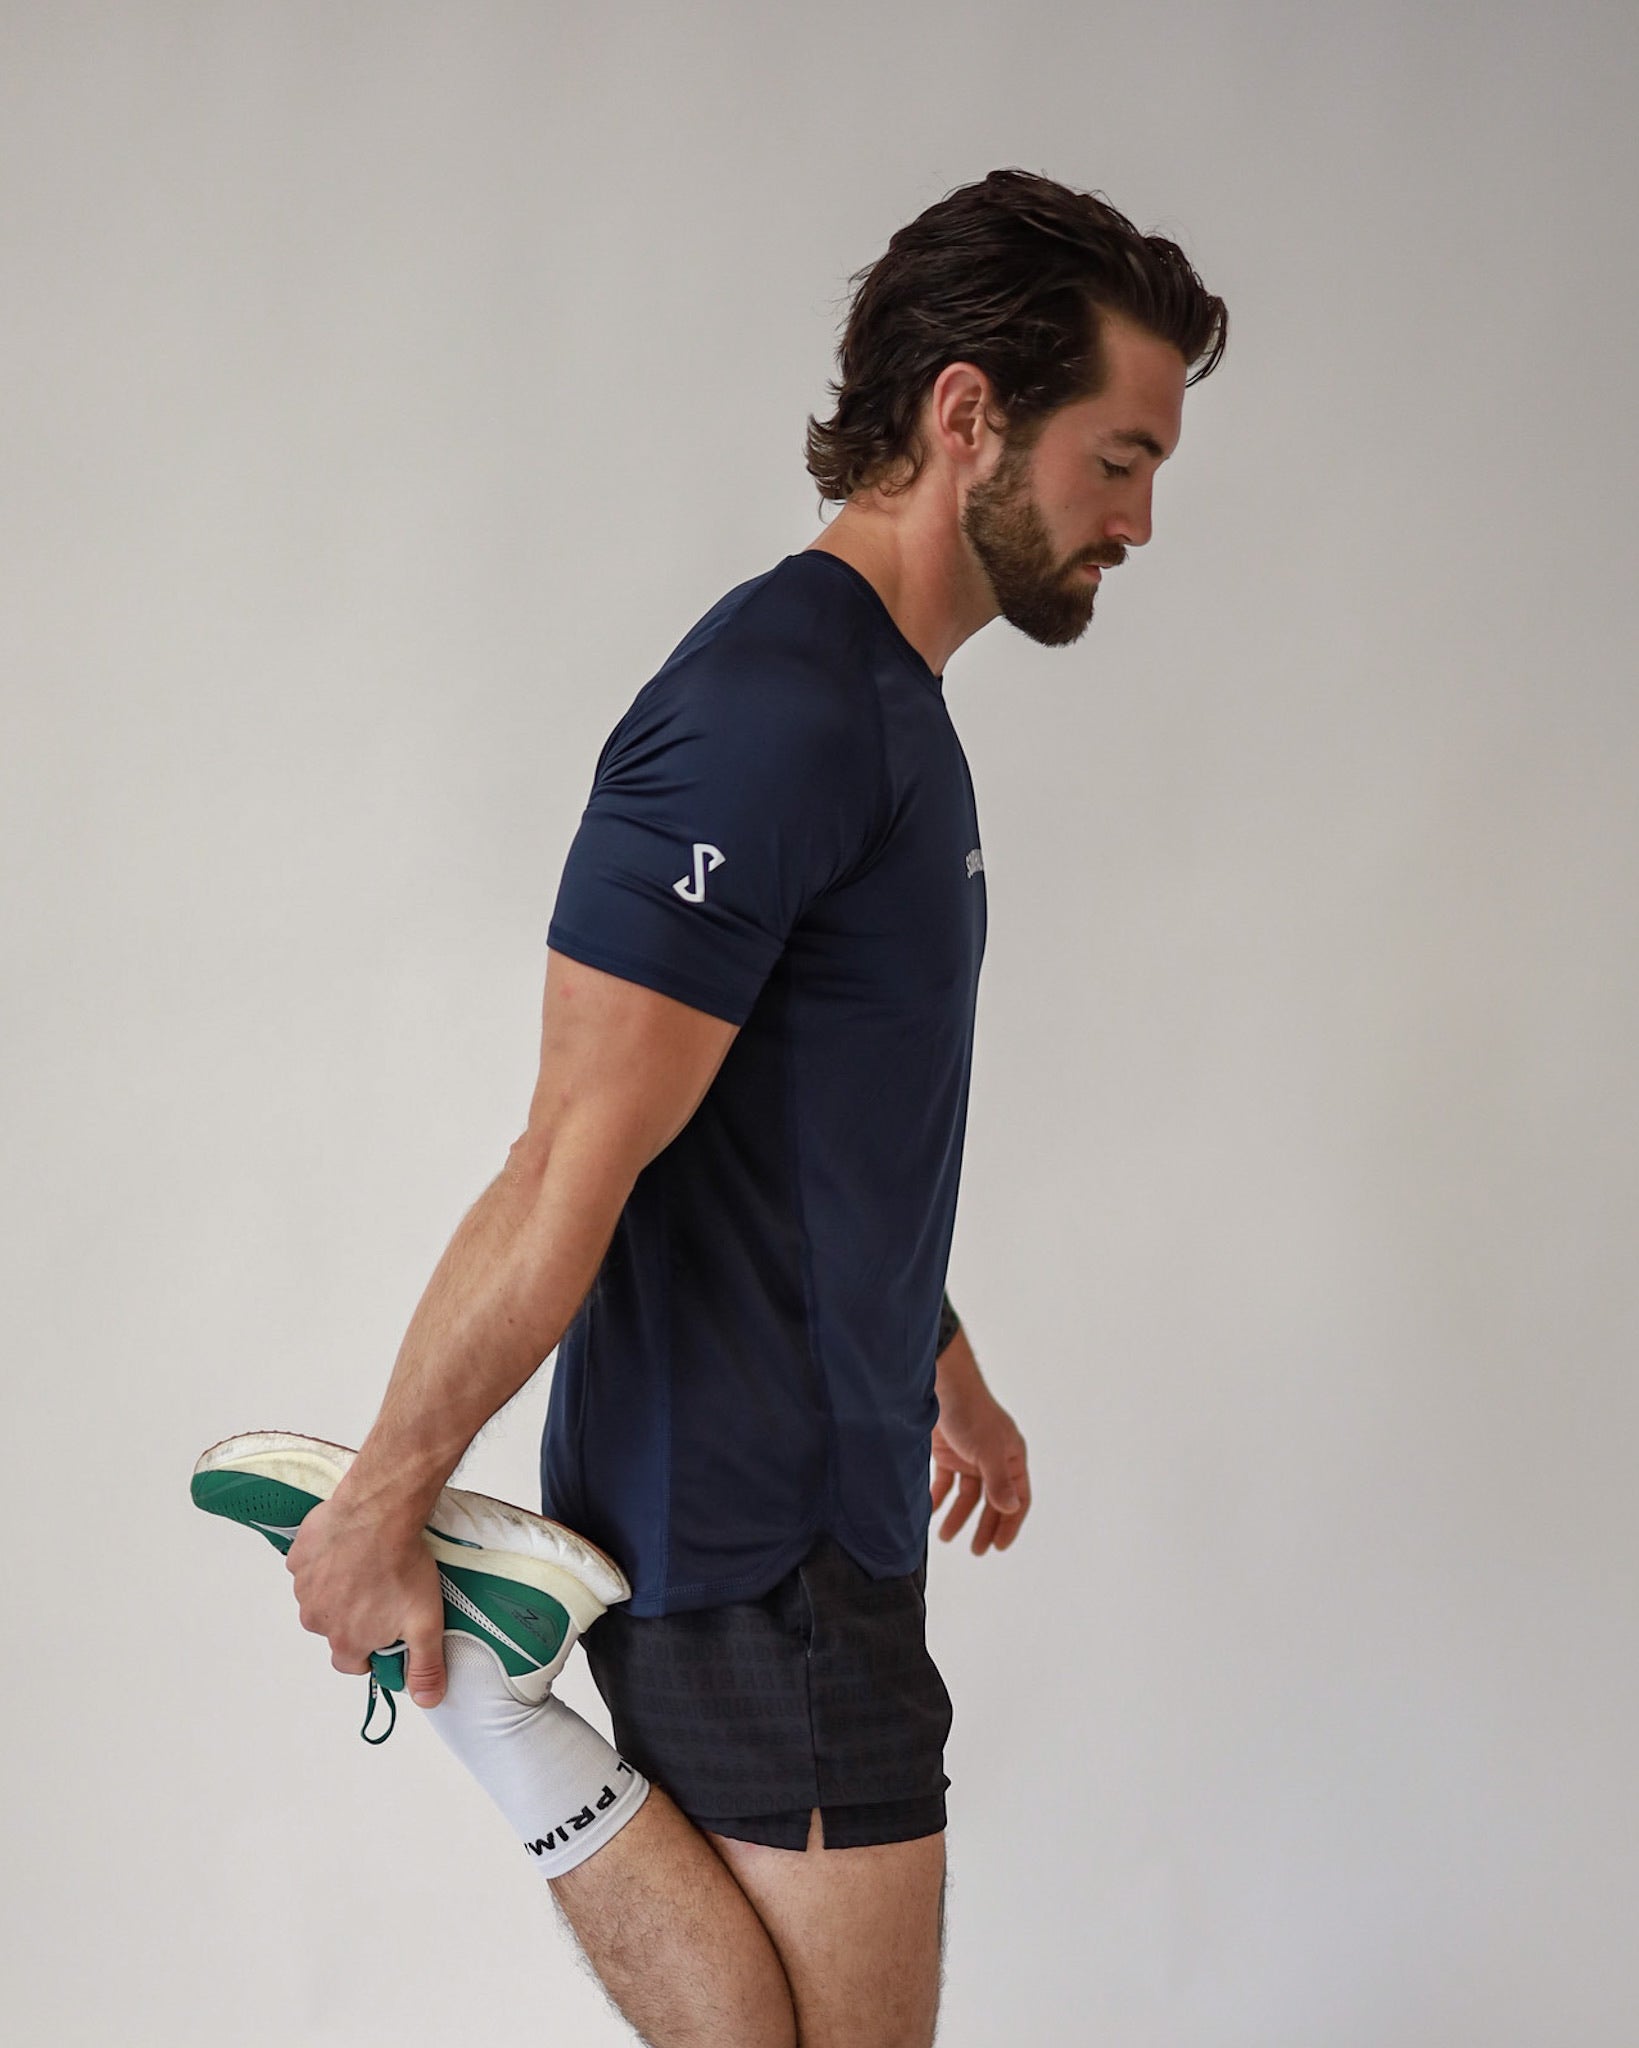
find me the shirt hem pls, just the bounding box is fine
[620,1525,926,1616]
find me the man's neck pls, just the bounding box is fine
[802,499,999,679]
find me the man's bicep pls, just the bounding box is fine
[514,946,739,1176]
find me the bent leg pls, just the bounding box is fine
[549,1782,798,2048]
[706,1809,946,2048]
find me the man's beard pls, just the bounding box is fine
[960,434,1108,649]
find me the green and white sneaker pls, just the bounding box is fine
[191,1429,631,1742]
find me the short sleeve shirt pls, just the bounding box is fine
[539,549,987,1614]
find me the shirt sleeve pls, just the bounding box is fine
[546,661,888,1025]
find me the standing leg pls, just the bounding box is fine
[706,1810,947,2048]
[549,1783,798,2048]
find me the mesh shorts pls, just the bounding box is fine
[580,1532,953,1850]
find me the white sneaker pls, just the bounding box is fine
[191,1429,631,1739]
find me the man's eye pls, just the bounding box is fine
[1100,459,1131,479]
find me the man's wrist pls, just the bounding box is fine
[337,1431,457,1530]
[935,1318,985,1400]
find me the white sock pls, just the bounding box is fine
[420,1632,650,1878]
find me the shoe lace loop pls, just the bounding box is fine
[361,1672,398,1743]
[360,1640,407,1744]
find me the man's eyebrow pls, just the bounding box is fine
[1108,428,1170,460]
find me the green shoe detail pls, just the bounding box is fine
[437,1562,570,1678]
[190,1470,323,1554]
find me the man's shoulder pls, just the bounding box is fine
[624,558,873,733]
[659,553,866,684]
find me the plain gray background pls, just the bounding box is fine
[5,4,1636,2042]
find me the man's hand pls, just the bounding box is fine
[285,1491,449,1707]
[930,1335,1031,1554]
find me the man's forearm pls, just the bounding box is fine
[339,1119,635,1527]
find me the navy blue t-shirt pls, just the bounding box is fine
[539,548,986,1614]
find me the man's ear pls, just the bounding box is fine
[928,359,1003,469]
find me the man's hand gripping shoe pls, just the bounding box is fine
[191,1429,631,1741]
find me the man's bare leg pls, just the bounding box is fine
[549,1784,798,2048]
[552,1795,944,2048]
[708,1808,946,2048]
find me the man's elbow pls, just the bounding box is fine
[502,1100,650,1211]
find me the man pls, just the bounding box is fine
[199,167,1226,2046]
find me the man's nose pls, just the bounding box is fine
[1108,481,1154,549]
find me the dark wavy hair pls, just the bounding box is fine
[804,167,1228,503]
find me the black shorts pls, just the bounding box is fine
[581,1533,953,1850]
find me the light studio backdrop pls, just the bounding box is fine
[4,5,1635,2043]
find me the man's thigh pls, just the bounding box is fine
[706,1808,946,2048]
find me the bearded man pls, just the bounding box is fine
[196,165,1226,2048]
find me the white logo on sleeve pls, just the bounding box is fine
[965,847,985,878]
[673,842,726,903]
